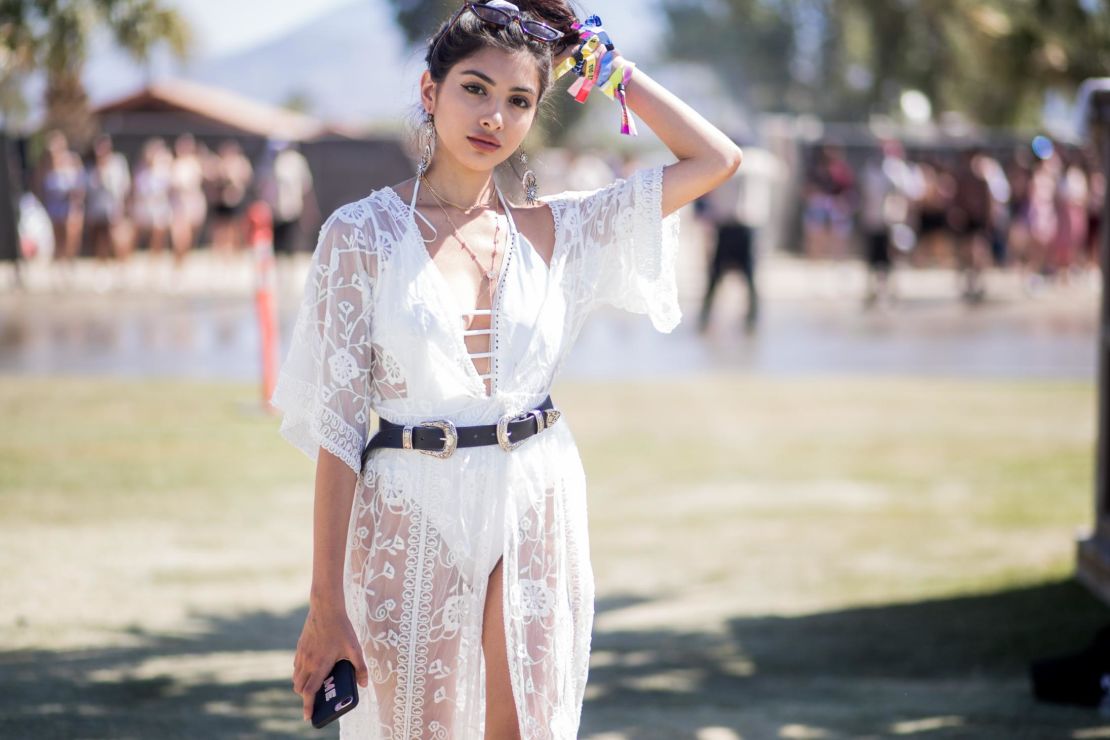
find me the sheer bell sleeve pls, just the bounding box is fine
[549,164,682,333]
[270,210,375,478]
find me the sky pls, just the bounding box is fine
[169,0,358,57]
[168,0,663,58]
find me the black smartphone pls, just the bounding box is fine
[311,659,359,729]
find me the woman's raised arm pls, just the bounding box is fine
[624,66,743,217]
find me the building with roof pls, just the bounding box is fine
[90,79,412,241]
[92,78,348,160]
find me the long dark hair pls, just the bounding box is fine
[425,0,579,103]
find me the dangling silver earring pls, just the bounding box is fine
[520,149,538,205]
[417,114,436,177]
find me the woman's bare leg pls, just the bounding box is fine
[50,221,67,262]
[171,217,192,268]
[149,226,167,255]
[482,557,521,740]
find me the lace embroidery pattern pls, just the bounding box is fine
[344,465,481,737]
[371,342,408,403]
[271,169,676,739]
[544,165,681,339]
[272,191,419,476]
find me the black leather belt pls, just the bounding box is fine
[362,396,560,463]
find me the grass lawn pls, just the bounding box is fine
[0,375,1106,739]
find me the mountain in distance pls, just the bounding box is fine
[182,0,421,127]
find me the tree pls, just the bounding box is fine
[659,0,1110,128]
[0,0,191,147]
[282,90,315,116]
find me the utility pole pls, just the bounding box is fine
[1077,80,1110,602]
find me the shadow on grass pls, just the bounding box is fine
[583,579,1110,739]
[1,581,1108,739]
[0,608,315,740]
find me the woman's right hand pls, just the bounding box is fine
[292,602,370,723]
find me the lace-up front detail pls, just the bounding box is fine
[407,176,521,398]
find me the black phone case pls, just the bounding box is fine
[311,659,359,729]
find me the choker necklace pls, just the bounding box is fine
[421,175,496,214]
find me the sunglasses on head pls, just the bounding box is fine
[438,1,566,46]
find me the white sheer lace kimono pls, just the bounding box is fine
[271,165,680,739]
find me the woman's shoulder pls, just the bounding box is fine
[540,171,637,207]
[314,187,412,268]
[386,177,417,202]
[508,199,556,231]
[322,184,409,233]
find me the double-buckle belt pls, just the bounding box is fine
[361,396,561,463]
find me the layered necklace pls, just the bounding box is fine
[422,176,496,215]
[420,174,504,310]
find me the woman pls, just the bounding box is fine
[272,1,741,737]
[210,139,253,255]
[84,134,131,264]
[35,130,85,267]
[169,133,208,266]
[131,138,174,256]
[802,143,855,260]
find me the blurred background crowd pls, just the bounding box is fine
[797,136,1103,299]
[18,129,315,288]
[11,123,1104,314]
[3,0,1110,308]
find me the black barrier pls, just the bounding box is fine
[0,132,19,265]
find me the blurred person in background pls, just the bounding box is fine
[1005,149,1033,274]
[564,148,615,190]
[949,148,993,302]
[857,139,923,309]
[1026,147,1060,289]
[1052,148,1089,283]
[170,133,208,266]
[83,134,131,288]
[131,138,174,259]
[698,142,782,331]
[913,155,956,267]
[803,143,856,260]
[976,150,1012,270]
[256,139,317,255]
[34,130,85,275]
[1085,149,1105,276]
[210,139,253,255]
[18,191,55,262]
[200,142,222,242]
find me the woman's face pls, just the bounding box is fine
[421,46,543,174]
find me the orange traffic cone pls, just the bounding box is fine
[247,201,279,412]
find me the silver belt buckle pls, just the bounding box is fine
[497,407,558,452]
[496,412,531,452]
[404,420,458,459]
